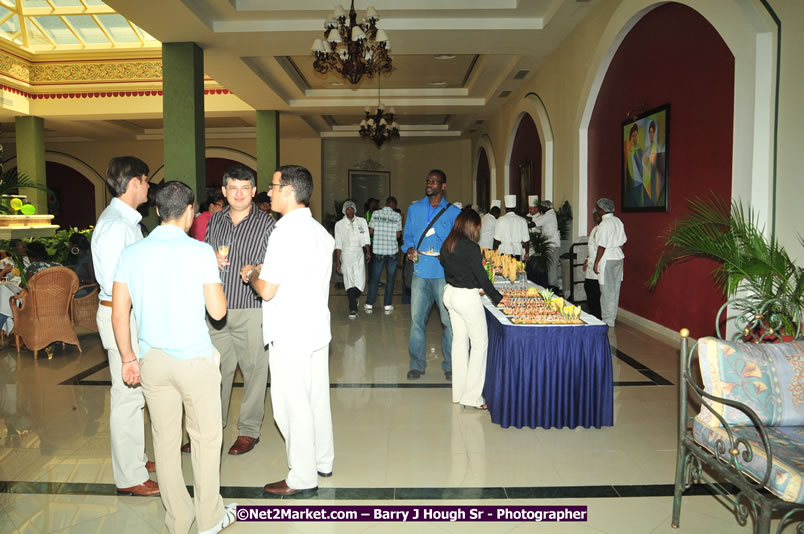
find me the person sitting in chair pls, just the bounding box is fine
[25,241,61,278]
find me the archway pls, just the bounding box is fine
[475,147,490,211]
[473,134,497,210]
[503,93,554,208]
[505,113,542,214]
[46,161,96,229]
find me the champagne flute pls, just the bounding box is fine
[217,239,231,271]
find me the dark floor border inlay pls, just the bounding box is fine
[0,481,733,500]
[62,349,671,389]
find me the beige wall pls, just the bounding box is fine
[322,137,472,222]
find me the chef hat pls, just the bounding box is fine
[453,201,463,209]
[504,195,517,208]
[540,199,553,210]
[342,199,357,215]
[490,199,502,209]
[596,197,615,213]
[528,195,539,207]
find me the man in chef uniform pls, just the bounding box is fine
[334,199,372,318]
[478,200,501,250]
[493,195,529,260]
[530,199,561,289]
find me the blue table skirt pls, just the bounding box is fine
[482,308,614,429]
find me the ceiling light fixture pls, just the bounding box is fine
[434,54,456,60]
[312,1,392,85]
[359,76,399,148]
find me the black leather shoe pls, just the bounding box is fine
[407,369,423,380]
[445,371,452,381]
[318,471,333,477]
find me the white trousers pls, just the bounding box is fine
[443,285,488,408]
[269,341,334,489]
[600,259,624,328]
[96,305,149,488]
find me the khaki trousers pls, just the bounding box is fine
[96,305,148,488]
[140,349,224,534]
[443,285,488,407]
[208,308,269,438]
[269,341,334,489]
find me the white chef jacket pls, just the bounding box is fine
[494,212,530,257]
[595,213,626,285]
[531,209,561,247]
[334,215,371,291]
[585,225,600,281]
[478,213,497,249]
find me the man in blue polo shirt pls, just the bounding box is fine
[112,181,236,534]
[402,169,460,380]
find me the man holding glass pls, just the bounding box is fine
[188,164,275,456]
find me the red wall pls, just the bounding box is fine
[46,162,95,230]
[508,113,542,215]
[476,148,491,210]
[587,3,734,337]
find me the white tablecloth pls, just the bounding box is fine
[0,282,22,334]
[482,280,604,327]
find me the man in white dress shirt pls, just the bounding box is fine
[478,200,501,250]
[241,165,335,496]
[91,156,159,497]
[531,199,562,289]
[493,194,529,260]
[592,198,627,328]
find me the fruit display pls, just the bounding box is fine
[481,248,525,283]
[496,287,584,325]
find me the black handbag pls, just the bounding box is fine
[403,205,450,287]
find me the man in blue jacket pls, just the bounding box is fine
[402,169,460,380]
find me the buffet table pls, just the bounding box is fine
[482,284,613,429]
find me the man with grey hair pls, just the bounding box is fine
[184,164,276,457]
[592,198,627,328]
[335,199,371,318]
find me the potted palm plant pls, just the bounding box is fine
[648,194,803,336]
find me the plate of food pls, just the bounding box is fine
[420,250,440,256]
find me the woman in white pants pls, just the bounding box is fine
[439,210,509,409]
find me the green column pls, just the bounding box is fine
[162,42,205,196]
[15,116,47,214]
[256,110,280,192]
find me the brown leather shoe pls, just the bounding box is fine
[181,442,191,453]
[263,479,317,496]
[117,479,160,497]
[145,461,156,473]
[228,436,259,455]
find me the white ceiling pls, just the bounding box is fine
[96,0,601,140]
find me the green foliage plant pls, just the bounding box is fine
[0,168,50,214]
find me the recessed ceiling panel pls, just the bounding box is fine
[288,54,477,90]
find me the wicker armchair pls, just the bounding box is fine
[71,283,99,332]
[10,267,82,359]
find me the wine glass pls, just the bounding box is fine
[217,239,231,271]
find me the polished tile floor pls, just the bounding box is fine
[0,283,794,533]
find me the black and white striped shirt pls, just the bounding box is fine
[205,204,276,309]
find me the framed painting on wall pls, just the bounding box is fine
[621,104,669,212]
[348,169,391,217]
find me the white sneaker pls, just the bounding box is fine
[384,305,394,311]
[364,303,373,310]
[199,503,238,534]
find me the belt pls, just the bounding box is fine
[100,300,112,307]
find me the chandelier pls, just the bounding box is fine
[311,1,392,85]
[359,78,399,147]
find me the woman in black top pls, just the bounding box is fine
[440,209,508,409]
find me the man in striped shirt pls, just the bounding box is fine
[181,165,276,456]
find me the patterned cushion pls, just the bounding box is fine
[695,338,804,427]
[692,418,804,504]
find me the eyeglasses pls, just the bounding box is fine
[425,179,442,185]
[225,184,253,193]
[267,183,287,190]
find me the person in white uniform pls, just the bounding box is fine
[91,156,159,497]
[493,194,529,260]
[241,164,335,496]
[583,208,603,320]
[592,198,627,328]
[334,199,371,318]
[531,199,561,289]
[478,200,501,249]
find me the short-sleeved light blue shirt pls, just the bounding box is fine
[114,224,221,360]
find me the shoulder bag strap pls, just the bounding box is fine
[415,204,452,250]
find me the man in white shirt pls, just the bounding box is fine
[478,200,501,249]
[335,199,371,318]
[592,198,627,328]
[91,156,159,497]
[241,165,335,496]
[531,200,562,289]
[493,195,529,260]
